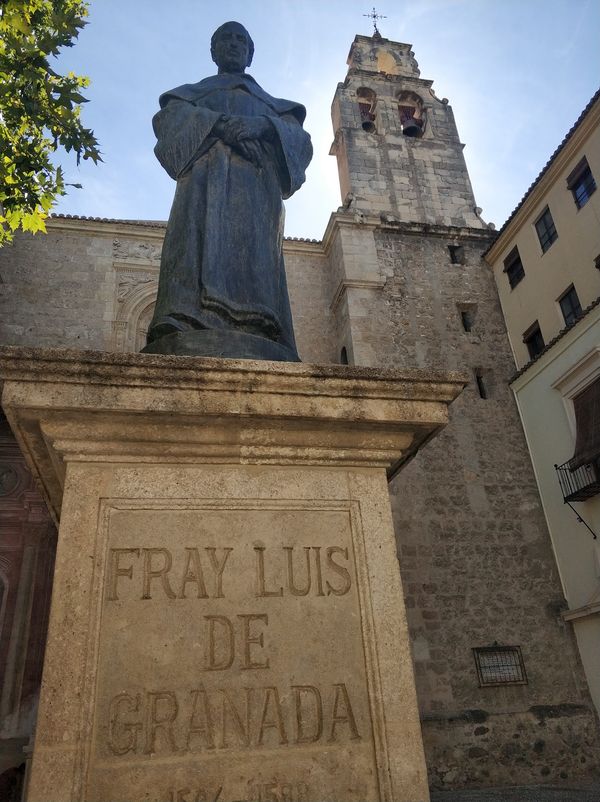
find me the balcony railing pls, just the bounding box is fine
[555,459,600,502]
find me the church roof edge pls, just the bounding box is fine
[47,214,321,243]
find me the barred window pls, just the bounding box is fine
[535,207,558,253]
[473,645,527,686]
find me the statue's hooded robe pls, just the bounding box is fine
[148,72,313,359]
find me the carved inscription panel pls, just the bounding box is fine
[88,504,380,802]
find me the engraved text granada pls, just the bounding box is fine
[90,507,378,800]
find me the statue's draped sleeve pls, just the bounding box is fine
[152,96,222,181]
[267,114,313,199]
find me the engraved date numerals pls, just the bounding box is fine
[247,781,309,802]
[167,788,212,802]
[166,783,308,802]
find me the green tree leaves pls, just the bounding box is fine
[0,0,101,244]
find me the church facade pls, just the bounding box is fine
[0,32,599,794]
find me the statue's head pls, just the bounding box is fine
[211,21,254,73]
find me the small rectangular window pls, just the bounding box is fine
[461,311,473,332]
[567,157,597,209]
[558,284,582,326]
[523,321,545,360]
[448,244,465,264]
[503,247,525,289]
[473,646,527,687]
[535,206,557,253]
[474,371,487,399]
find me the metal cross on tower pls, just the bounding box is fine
[363,6,387,36]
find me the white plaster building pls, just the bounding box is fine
[486,89,600,715]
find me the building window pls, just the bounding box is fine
[569,377,600,471]
[473,645,527,687]
[567,156,596,209]
[503,247,525,289]
[535,206,558,253]
[448,244,465,264]
[340,346,349,365]
[474,370,488,399]
[558,284,583,327]
[523,321,545,360]
[458,304,476,333]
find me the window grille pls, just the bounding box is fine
[473,645,527,686]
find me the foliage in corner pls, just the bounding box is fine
[0,0,101,245]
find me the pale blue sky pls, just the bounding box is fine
[53,0,600,239]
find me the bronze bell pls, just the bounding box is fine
[402,117,422,137]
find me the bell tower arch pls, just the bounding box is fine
[330,33,485,228]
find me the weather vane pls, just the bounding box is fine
[363,6,387,36]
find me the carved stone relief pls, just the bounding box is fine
[112,238,162,264]
[111,238,161,352]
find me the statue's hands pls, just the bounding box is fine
[236,139,263,168]
[226,115,272,142]
[214,115,269,168]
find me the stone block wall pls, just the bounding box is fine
[0,226,115,351]
[373,225,600,788]
[0,221,335,363]
[1,215,599,791]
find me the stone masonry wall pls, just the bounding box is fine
[0,226,116,351]
[1,217,599,790]
[0,222,333,363]
[373,225,600,789]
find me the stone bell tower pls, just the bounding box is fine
[330,33,485,228]
[322,28,600,795]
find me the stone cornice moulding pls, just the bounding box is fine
[46,217,325,254]
[321,211,494,255]
[0,346,467,523]
[330,278,386,313]
[282,239,324,256]
[46,217,167,241]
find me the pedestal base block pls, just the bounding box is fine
[0,347,466,802]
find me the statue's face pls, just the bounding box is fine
[212,24,250,73]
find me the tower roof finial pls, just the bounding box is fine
[363,6,387,38]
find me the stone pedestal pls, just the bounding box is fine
[0,347,465,802]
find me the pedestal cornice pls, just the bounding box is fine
[0,346,466,522]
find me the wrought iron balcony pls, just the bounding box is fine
[555,459,600,502]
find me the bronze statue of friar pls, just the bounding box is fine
[142,21,313,362]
